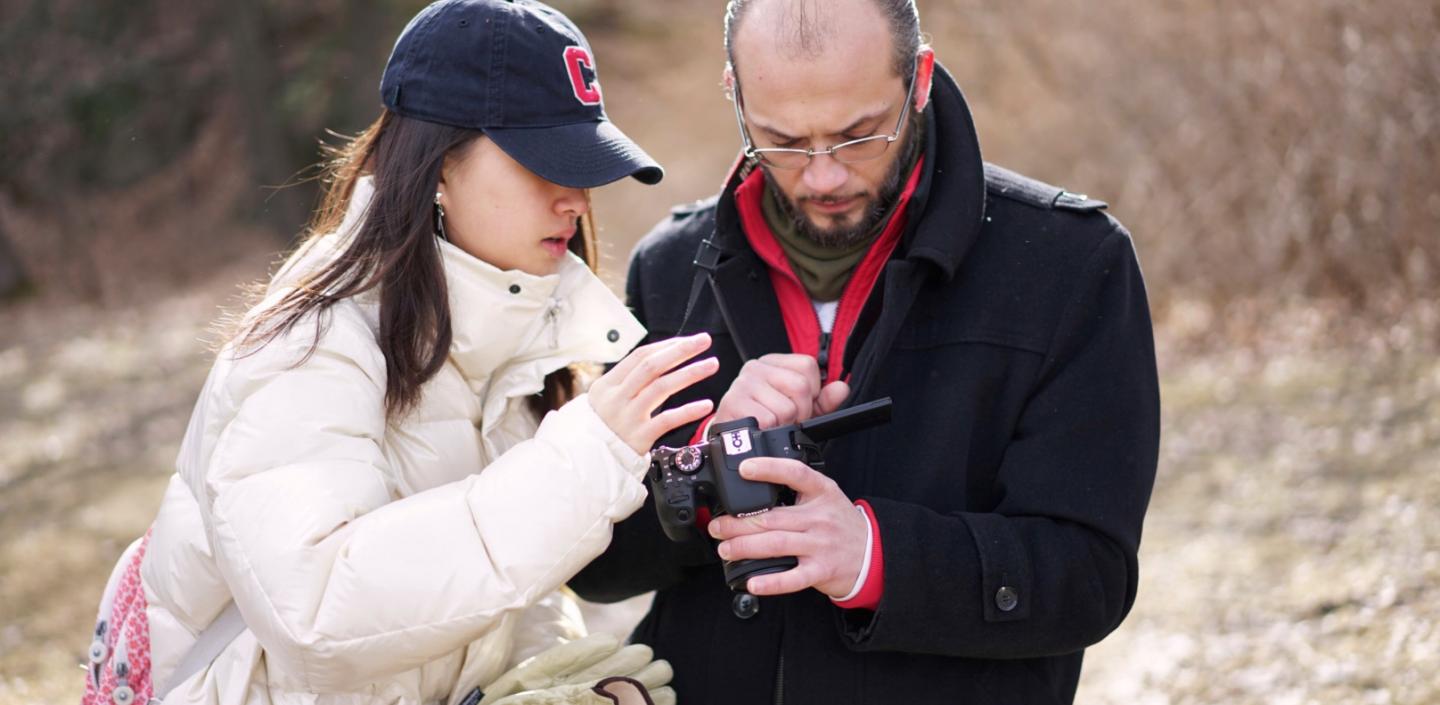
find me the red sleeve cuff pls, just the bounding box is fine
[832,499,884,610]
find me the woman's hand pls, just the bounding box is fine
[588,333,718,454]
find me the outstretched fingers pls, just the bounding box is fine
[644,398,715,442]
[612,333,712,398]
[635,356,720,411]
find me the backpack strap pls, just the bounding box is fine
[151,602,245,703]
[88,537,146,691]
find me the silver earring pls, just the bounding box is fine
[434,191,449,241]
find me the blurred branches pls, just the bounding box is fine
[0,225,26,299]
[1097,0,1440,308]
[936,0,1439,311]
[0,0,424,302]
[0,0,1435,316]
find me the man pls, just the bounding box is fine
[570,1,1160,702]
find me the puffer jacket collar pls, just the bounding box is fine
[274,176,644,432]
[438,235,643,430]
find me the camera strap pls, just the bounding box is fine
[677,236,752,361]
[152,602,245,703]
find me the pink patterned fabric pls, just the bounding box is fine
[82,531,154,705]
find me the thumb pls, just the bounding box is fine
[815,380,850,416]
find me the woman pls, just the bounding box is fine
[80,2,711,704]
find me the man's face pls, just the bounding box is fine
[732,16,918,246]
[759,111,919,248]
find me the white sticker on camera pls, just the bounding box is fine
[721,428,753,456]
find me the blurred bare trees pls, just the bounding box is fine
[0,227,25,299]
[1096,1,1439,308]
[0,0,422,302]
[0,0,1436,315]
[931,0,1439,311]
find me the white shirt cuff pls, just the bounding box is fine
[833,504,874,603]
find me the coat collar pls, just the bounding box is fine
[436,236,643,409]
[901,64,987,279]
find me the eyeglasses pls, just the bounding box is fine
[731,62,917,170]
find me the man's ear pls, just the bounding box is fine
[722,63,737,102]
[914,46,936,113]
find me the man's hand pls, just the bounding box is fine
[713,353,849,429]
[706,457,868,599]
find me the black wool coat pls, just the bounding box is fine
[570,65,1161,705]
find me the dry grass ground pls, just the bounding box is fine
[1079,306,1440,705]
[2,267,1437,705]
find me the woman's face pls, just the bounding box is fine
[436,137,588,276]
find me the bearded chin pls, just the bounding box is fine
[764,120,921,248]
[765,174,890,249]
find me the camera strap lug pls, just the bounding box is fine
[678,236,753,360]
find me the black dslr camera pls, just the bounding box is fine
[648,398,892,617]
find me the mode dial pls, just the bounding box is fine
[673,446,704,474]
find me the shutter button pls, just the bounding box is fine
[607,329,620,343]
[996,586,1019,612]
[508,284,521,294]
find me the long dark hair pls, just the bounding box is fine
[234,109,595,421]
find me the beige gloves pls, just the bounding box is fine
[479,634,675,705]
[486,677,669,705]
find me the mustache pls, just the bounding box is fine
[760,112,922,248]
[799,192,870,205]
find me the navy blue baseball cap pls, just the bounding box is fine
[380,0,663,188]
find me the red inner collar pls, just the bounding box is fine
[733,157,925,384]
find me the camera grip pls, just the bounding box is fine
[652,482,701,542]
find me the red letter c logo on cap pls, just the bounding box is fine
[564,46,602,106]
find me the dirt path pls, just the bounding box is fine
[2,273,1435,704]
[1078,331,1440,704]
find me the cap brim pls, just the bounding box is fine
[484,120,664,189]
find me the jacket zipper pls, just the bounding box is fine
[822,261,872,383]
[544,299,561,349]
[788,272,828,381]
[774,652,785,705]
[775,268,862,385]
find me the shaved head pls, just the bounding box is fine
[767,1,834,62]
[725,0,921,81]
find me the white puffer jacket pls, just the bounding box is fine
[137,178,648,705]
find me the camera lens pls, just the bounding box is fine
[731,592,760,619]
